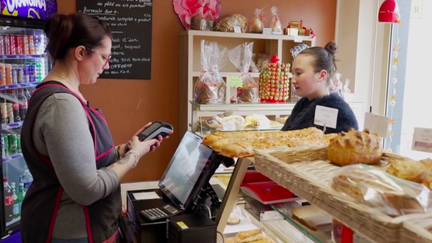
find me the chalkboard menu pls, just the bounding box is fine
[77,0,152,80]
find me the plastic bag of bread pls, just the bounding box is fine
[331,164,431,216]
[229,42,259,103]
[249,8,265,33]
[270,6,282,34]
[194,40,227,104]
[215,14,248,33]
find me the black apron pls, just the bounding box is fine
[20,81,120,243]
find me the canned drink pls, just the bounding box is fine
[4,34,10,55]
[22,35,29,55]
[36,63,42,82]
[15,35,23,55]
[9,35,16,55]
[26,63,35,75]
[3,134,9,157]
[5,64,12,85]
[0,35,4,55]
[16,67,24,83]
[28,35,34,55]
[8,134,17,155]
[0,63,5,85]
[6,103,13,123]
[11,66,17,84]
[16,135,20,153]
[1,135,5,158]
[23,64,29,83]
[1,103,7,125]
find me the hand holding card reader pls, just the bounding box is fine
[140,204,180,221]
[138,121,174,141]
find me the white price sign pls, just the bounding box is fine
[314,105,338,129]
[233,26,241,33]
[364,112,389,138]
[412,127,432,153]
[222,120,236,131]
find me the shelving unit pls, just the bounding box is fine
[179,30,316,138]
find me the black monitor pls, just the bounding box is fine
[158,131,234,212]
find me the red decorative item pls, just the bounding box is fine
[378,0,400,23]
[173,0,221,29]
[270,54,279,63]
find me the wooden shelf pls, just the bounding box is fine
[191,71,260,78]
[179,30,317,139]
[181,30,316,43]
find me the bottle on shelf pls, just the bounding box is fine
[3,178,13,222]
[0,34,4,55]
[28,35,35,55]
[24,88,32,100]
[8,89,20,123]
[17,183,25,214]
[17,88,27,120]
[10,182,19,218]
[20,168,33,191]
[2,134,9,158]
[1,90,8,125]
[8,134,18,155]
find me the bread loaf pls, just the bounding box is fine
[328,129,382,166]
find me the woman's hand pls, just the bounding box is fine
[129,135,163,158]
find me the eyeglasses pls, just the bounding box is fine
[86,48,111,67]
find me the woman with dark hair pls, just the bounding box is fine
[20,13,165,243]
[281,42,358,134]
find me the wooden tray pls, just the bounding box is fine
[254,146,401,243]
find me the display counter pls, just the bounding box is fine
[119,176,332,243]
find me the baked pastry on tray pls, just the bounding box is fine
[202,127,331,158]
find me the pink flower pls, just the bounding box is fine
[173,0,221,29]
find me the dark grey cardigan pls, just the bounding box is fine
[282,93,359,134]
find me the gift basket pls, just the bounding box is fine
[228,42,258,103]
[194,40,227,104]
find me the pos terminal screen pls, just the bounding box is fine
[158,132,213,206]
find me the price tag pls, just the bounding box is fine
[263,28,272,35]
[226,76,243,88]
[233,26,241,33]
[363,112,389,138]
[314,105,338,129]
[222,120,236,131]
[412,127,432,153]
[294,36,303,43]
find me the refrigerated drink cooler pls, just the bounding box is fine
[0,1,58,241]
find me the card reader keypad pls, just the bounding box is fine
[140,208,168,221]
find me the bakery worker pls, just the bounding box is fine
[281,42,358,134]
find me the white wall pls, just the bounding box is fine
[335,0,392,129]
[398,0,432,160]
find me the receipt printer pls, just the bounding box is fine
[167,213,216,243]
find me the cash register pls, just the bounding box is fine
[126,131,234,243]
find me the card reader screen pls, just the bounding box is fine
[159,133,213,205]
[141,123,161,137]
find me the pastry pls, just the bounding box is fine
[386,158,427,183]
[420,158,432,170]
[203,127,327,158]
[327,129,382,166]
[227,213,241,225]
[224,238,236,243]
[220,142,254,158]
[249,239,274,243]
[235,229,265,243]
